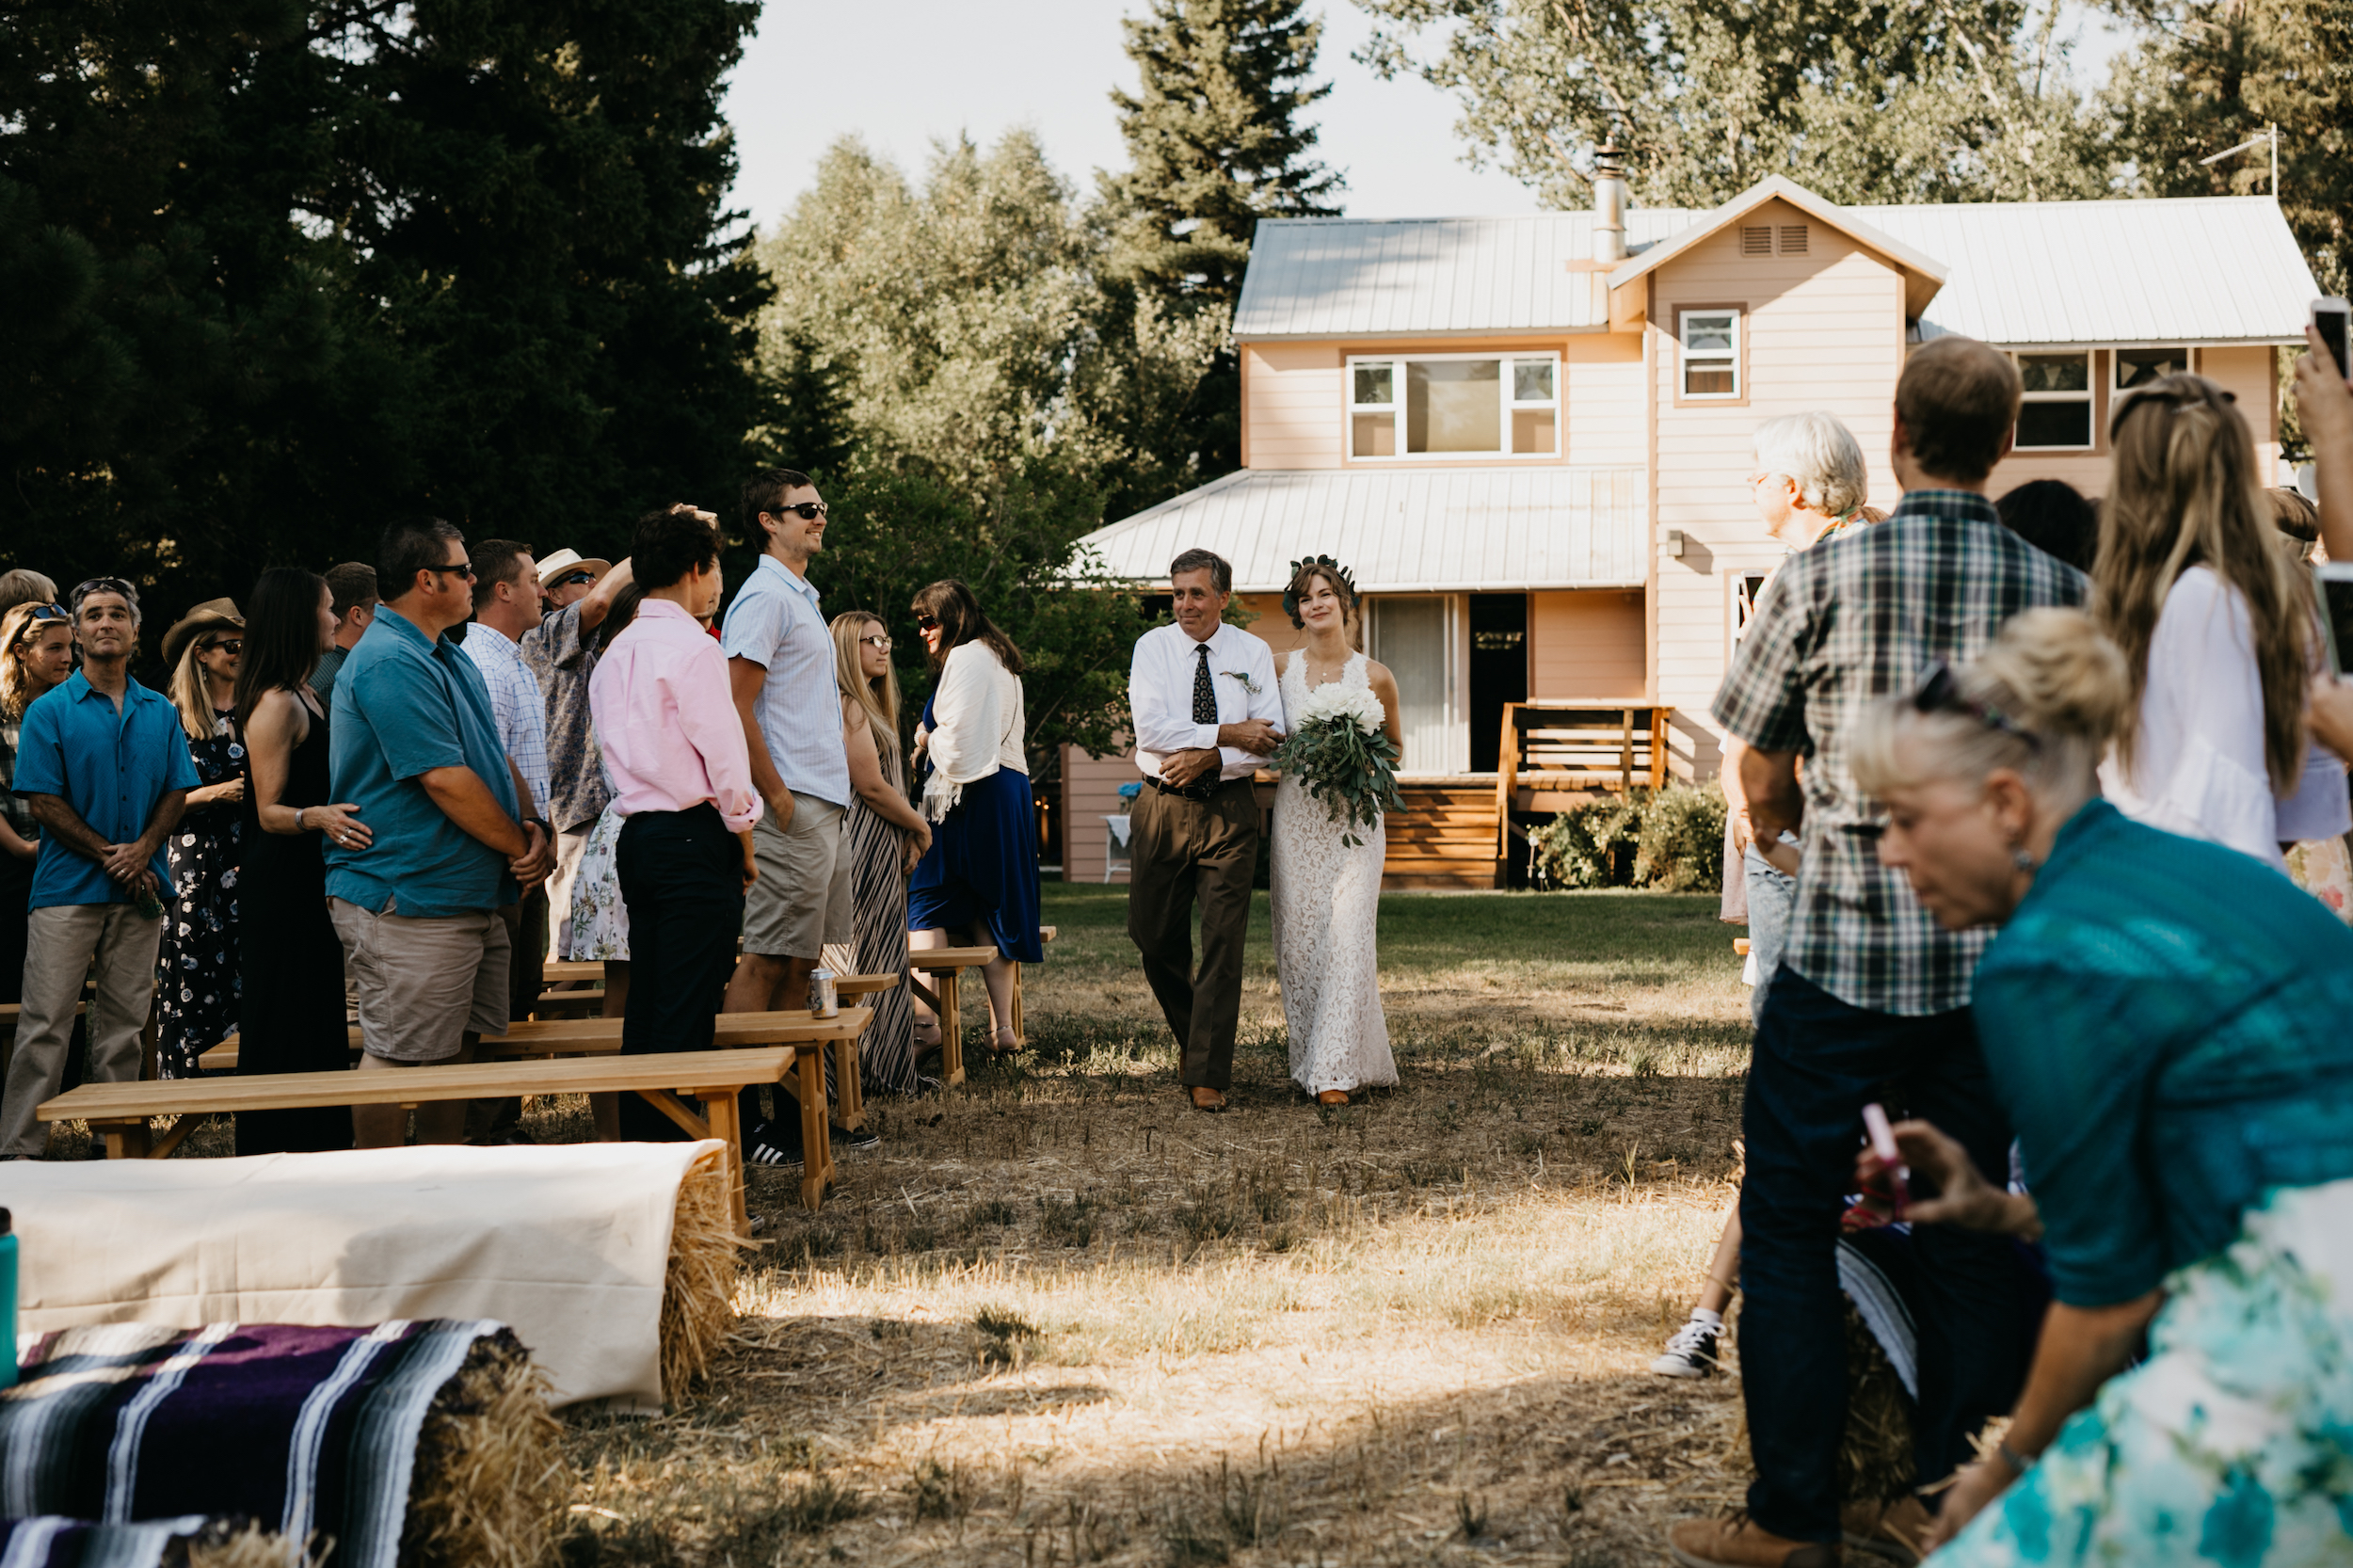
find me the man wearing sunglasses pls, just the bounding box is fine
[719,468,853,1163]
[2,577,199,1159]
[521,546,635,963]
[326,517,551,1149]
[1674,338,2090,1568]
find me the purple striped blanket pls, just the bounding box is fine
[0,1320,513,1568]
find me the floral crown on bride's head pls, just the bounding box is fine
[1282,554,1358,621]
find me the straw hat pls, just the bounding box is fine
[160,598,245,670]
[534,549,611,590]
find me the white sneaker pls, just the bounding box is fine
[1651,1316,1721,1378]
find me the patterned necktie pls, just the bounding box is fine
[1192,642,1216,726]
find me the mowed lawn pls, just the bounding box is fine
[560,884,1761,1568]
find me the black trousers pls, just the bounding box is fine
[615,804,743,1143]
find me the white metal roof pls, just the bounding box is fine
[1075,467,1647,592]
[1605,176,1949,318]
[1858,197,2317,346]
[1231,212,1695,339]
[1235,194,2316,348]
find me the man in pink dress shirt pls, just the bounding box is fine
[587,504,761,1141]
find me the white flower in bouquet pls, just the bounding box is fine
[1273,680,1404,846]
[1293,681,1387,735]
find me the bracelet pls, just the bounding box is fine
[1994,1441,2032,1478]
[296,807,306,832]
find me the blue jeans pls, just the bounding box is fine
[1739,965,2023,1544]
[1743,844,1795,1027]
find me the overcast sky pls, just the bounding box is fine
[719,3,2139,235]
[720,1,1545,233]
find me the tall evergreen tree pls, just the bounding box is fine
[1101,0,1345,495]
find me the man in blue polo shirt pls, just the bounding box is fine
[1,578,199,1159]
[328,517,552,1149]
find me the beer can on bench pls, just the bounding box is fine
[808,967,840,1019]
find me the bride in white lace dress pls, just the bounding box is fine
[1272,563,1403,1106]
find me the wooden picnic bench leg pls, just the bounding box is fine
[94,1118,152,1160]
[833,1036,862,1131]
[939,968,964,1086]
[695,1088,750,1238]
[796,1045,830,1211]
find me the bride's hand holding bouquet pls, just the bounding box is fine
[1272,679,1404,848]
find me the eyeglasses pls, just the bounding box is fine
[1912,660,2039,749]
[766,501,828,521]
[71,578,136,609]
[201,638,244,656]
[552,570,596,588]
[859,633,892,650]
[432,561,475,581]
[914,615,940,632]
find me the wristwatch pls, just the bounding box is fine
[524,815,552,840]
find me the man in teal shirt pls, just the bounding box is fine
[327,518,552,1148]
[0,579,198,1158]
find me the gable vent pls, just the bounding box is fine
[1740,225,1772,256]
[1780,224,1809,254]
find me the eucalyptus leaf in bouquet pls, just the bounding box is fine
[1271,681,1404,847]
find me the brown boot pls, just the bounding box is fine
[1668,1513,1842,1568]
[1840,1497,1931,1565]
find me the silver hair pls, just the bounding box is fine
[1753,412,1868,518]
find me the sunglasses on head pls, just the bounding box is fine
[71,578,136,609]
[12,604,68,642]
[767,501,827,521]
[1913,660,2039,749]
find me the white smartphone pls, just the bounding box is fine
[2316,564,2353,678]
[2313,297,2351,379]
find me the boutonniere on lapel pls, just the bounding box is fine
[1220,669,1262,696]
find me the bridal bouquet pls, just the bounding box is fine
[1272,680,1405,847]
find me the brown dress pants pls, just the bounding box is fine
[1126,778,1258,1090]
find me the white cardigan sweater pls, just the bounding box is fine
[922,641,1028,822]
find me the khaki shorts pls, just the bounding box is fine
[329,898,511,1064]
[743,796,852,959]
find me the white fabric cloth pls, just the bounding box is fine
[0,1141,726,1411]
[1128,621,1283,782]
[2097,567,2349,869]
[1271,649,1397,1095]
[920,641,1027,822]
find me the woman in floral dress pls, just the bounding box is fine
[156,600,247,1078]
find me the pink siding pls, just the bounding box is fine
[1565,334,1646,467]
[1244,344,1343,469]
[1061,740,1138,885]
[1649,199,1909,778]
[1529,590,1646,698]
[2201,344,2282,472]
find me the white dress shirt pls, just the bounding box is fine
[1128,621,1284,781]
[2096,565,2350,869]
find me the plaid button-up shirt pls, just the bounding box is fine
[1712,489,2089,1016]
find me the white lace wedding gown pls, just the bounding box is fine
[1271,649,1397,1094]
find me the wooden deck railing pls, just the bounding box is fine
[1493,702,1674,859]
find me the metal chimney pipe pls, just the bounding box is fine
[1592,139,1628,265]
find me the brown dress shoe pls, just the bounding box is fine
[1189,1087,1228,1112]
[1668,1513,1842,1568]
[1317,1089,1349,1106]
[1840,1497,1930,1565]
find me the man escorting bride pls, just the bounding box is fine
[1125,548,1401,1112]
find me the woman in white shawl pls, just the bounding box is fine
[906,579,1042,1064]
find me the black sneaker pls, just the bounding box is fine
[744,1122,804,1169]
[835,1125,880,1153]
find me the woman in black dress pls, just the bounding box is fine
[232,568,370,1155]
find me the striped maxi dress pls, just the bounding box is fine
[823,742,921,1096]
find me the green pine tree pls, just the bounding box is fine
[1101,0,1345,493]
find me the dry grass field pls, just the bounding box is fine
[553,885,1761,1568]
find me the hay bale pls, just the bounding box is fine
[660,1147,747,1400]
[400,1329,568,1568]
[187,1525,319,1568]
[1721,1296,1915,1505]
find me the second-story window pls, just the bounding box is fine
[2015,352,2094,449]
[1348,353,1561,459]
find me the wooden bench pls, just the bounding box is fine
[70,1009,872,1225]
[908,925,1059,1085]
[1494,701,1674,862]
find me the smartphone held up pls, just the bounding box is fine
[2315,296,2351,381]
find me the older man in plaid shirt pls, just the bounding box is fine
[1671,339,2089,1568]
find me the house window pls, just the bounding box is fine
[1679,310,1741,399]
[2015,352,2093,449]
[1347,354,1561,459]
[2115,347,2188,390]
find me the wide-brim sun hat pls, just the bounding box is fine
[535,548,612,589]
[160,598,245,671]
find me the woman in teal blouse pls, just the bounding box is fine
[1849,607,2353,1564]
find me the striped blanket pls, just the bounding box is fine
[0,1320,511,1568]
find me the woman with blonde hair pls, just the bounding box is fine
[154,599,248,1077]
[0,600,75,1004]
[1840,607,2353,1562]
[2093,373,2347,864]
[825,611,933,1100]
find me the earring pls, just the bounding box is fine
[2010,846,2037,872]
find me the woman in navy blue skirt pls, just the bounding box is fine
[905,580,1042,1064]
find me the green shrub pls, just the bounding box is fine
[1528,781,1726,892]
